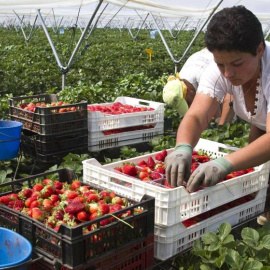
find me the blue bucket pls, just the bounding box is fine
[0,120,22,160]
[0,227,32,270]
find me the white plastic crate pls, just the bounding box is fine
[83,138,270,226]
[88,122,164,152]
[88,137,156,152]
[154,188,267,260]
[87,97,164,132]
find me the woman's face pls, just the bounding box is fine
[212,43,264,86]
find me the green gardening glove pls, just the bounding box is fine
[187,157,233,192]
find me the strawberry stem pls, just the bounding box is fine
[108,214,134,229]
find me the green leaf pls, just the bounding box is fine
[202,232,219,245]
[215,253,226,268]
[0,170,7,182]
[241,227,260,247]
[218,222,232,241]
[208,242,221,252]
[243,260,263,270]
[200,264,213,270]
[261,235,270,249]
[225,249,244,269]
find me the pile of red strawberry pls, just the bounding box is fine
[19,101,76,113]
[87,102,155,115]
[0,179,138,232]
[113,149,255,190]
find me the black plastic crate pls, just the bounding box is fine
[20,134,88,163]
[9,94,87,135]
[0,168,155,269]
[30,235,154,270]
[21,129,88,154]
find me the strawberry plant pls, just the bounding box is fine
[189,222,270,269]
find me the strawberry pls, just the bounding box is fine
[142,176,151,182]
[33,183,44,192]
[155,153,165,162]
[122,163,137,176]
[40,185,54,198]
[9,193,19,201]
[66,190,78,200]
[80,185,90,193]
[89,212,102,221]
[150,172,162,180]
[114,167,122,173]
[71,180,81,190]
[25,196,36,208]
[0,195,11,205]
[72,196,84,203]
[146,157,155,169]
[154,162,165,169]
[100,218,110,226]
[53,209,64,220]
[99,190,111,203]
[43,178,53,185]
[9,199,24,211]
[154,167,165,174]
[138,171,149,180]
[50,194,60,204]
[109,204,122,213]
[53,181,63,190]
[141,167,152,173]
[31,207,45,222]
[22,188,33,198]
[76,211,89,221]
[138,160,147,167]
[65,201,85,214]
[111,196,123,205]
[98,204,110,215]
[88,203,99,214]
[86,194,99,203]
[30,200,41,209]
[161,149,168,158]
[43,199,53,211]
[110,191,116,199]
[163,179,173,188]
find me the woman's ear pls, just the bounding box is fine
[257,42,264,58]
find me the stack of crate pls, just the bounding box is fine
[87,96,164,151]
[9,94,88,163]
[82,138,270,260]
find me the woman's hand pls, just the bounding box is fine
[187,157,233,192]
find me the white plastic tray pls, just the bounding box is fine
[87,97,164,132]
[83,138,270,226]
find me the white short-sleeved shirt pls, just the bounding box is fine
[179,48,214,89]
[197,41,270,131]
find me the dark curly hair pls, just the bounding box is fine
[205,5,265,55]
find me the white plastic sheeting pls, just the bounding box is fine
[1,0,270,19]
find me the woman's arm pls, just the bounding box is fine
[225,112,270,170]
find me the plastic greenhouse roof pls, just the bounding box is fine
[0,0,270,20]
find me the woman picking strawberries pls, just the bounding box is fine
[165,5,270,218]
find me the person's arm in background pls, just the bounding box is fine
[181,79,196,107]
[218,94,235,125]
